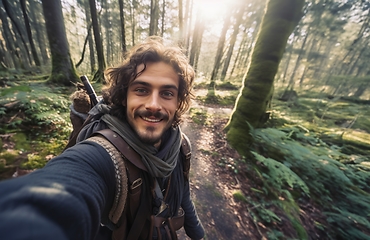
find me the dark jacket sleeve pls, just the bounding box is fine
[0,141,116,240]
[181,180,205,240]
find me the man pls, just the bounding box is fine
[0,37,205,240]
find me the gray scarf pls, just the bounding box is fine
[79,103,181,178]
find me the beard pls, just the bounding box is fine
[129,109,172,146]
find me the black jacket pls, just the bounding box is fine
[0,140,204,240]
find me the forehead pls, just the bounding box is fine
[132,62,179,88]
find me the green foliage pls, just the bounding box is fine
[252,151,310,197]
[0,151,18,165]
[233,190,247,202]
[217,81,239,90]
[189,108,210,125]
[0,81,72,132]
[249,125,370,239]
[0,85,31,96]
[10,132,31,151]
[267,230,285,240]
[21,153,46,169]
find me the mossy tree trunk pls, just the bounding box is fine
[41,0,79,85]
[226,0,305,156]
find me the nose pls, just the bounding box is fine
[145,93,162,112]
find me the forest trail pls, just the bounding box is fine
[177,103,258,240]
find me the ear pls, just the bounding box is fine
[122,99,126,107]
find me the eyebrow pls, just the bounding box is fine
[130,80,178,91]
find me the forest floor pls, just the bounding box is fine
[177,103,328,240]
[178,109,259,240]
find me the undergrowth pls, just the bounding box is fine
[246,125,370,239]
[0,79,73,176]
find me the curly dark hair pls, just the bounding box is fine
[102,37,195,127]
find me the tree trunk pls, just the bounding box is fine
[2,0,32,67]
[220,5,245,81]
[0,5,19,69]
[149,0,160,36]
[226,0,305,156]
[89,0,106,83]
[82,0,95,74]
[230,25,248,78]
[188,9,204,71]
[210,11,232,81]
[29,0,49,64]
[118,0,127,53]
[129,1,137,46]
[41,0,78,85]
[160,0,166,37]
[286,26,309,91]
[184,0,193,54]
[102,0,112,66]
[20,0,41,67]
[178,0,184,44]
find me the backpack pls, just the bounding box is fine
[66,76,192,239]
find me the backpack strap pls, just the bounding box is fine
[94,129,147,171]
[180,133,192,181]
[86,135,128,224]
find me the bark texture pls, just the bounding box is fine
[226,0,305,156]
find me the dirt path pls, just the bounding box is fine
[177,104,257,240]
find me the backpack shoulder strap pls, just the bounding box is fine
[180,133,192,180]
[94,129,147,172]
[87,135,128,224]
[92,129,148,240]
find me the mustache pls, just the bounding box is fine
[134,109,169,120]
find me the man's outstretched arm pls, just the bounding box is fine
[0,141,116,240]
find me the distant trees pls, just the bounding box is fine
[0,0,369,96]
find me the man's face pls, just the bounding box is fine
[125,62,179,147]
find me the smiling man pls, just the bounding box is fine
[126,62,179,147]
[0,37,204,240]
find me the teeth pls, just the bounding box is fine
[142,117,161,123]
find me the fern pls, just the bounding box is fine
[249,126,370,238]
[252,151,310,196]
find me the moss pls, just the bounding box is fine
[233,190,247,202]
[11,132,31,151]
[189,108,210,125]
[217,81,239,90]
[21,153,47,170]
[0,85,31,96]
[0,150,18,165]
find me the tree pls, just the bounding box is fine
[118,0,127,53]
[220,4,245,81]
[210,8,233,82]
[20,0,41,66]
[41,0,78,85]
[188,9,205,71]
[29,0,49,64]
[149,0,160,36]
[89,0,106,83]
[79,0,96,74]
[226,0,305,156]
[1,0,32,69]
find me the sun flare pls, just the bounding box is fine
[196,0,234,19]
